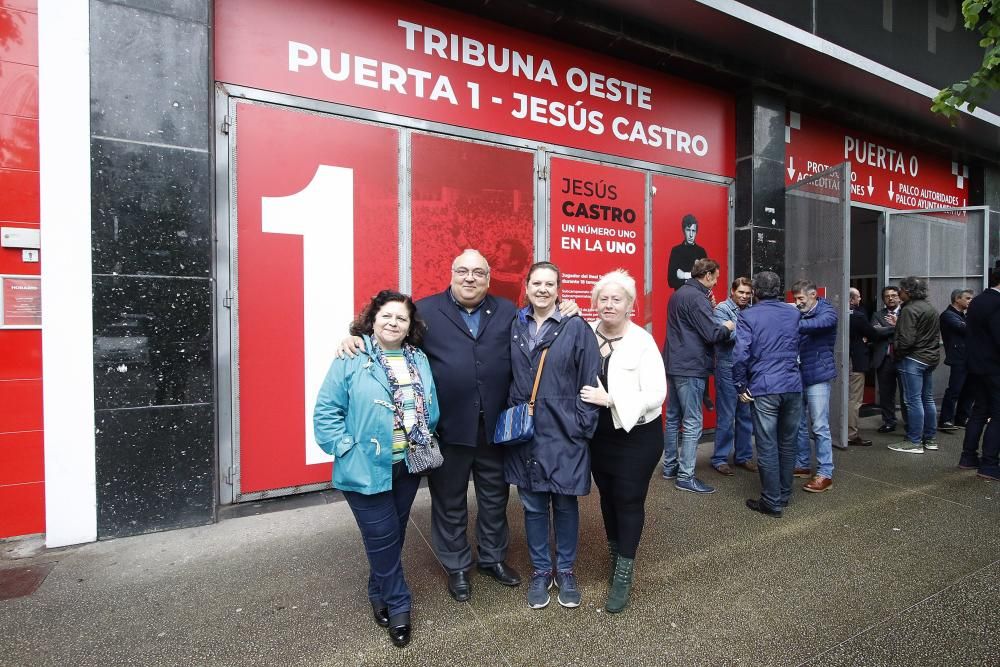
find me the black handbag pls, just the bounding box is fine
[493,348,549,446]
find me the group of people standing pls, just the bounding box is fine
[858,271,1000,475]
[661,265,841,501]
[312,246,1000,648]
[314,250,666,648]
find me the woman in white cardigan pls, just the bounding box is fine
[580,270,667,613]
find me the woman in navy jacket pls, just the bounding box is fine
[505,261,601,610]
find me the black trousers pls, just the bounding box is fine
[428,418,510,573]
[939,364,974,424]
[876,358,908,427]
[590,418,662,559]
[960,373,1000,473]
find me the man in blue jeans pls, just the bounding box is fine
[711,277,757,476]
[732,271,804,517]
[662,258,735,494]
[888,276,941,454]
[791,280,839,493]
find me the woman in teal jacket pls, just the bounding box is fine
[314,290,439,649]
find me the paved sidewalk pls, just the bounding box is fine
[2,417,998,666]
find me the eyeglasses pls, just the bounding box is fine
[453,267,489,279]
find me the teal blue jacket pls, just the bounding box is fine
[314,336,439,494]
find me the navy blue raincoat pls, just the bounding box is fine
[504,309,601,496]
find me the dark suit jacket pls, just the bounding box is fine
[849,309,876,373]
[939,305,967,367]
[965,288,1000,376]
[418,289,517,447]
[869,307,898,369]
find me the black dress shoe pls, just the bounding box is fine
[745,498,782,518]
[388,623,411,648]
[447,571,471,601]
[371,604,389,628]
[387,612,411,648]
[477,561,522,586]
[848,438,873,447]
[877,424,896,433]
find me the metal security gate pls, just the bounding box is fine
[785,163,851,447]
[885,206,989,399]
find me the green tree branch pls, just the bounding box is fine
[933,0,1000,119]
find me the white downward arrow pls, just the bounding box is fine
[787,156,796,180]
[867,175,874,196]
[888,180,894,200]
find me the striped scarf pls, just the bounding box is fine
[371,342,433,449]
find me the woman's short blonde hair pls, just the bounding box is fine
[591,269,636,310]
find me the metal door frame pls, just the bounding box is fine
[214,84,735,504]
[785,163,851,448]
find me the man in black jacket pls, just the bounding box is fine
[417,250,522,599]
[871,286,906,433]
[847,288,875,447]
[662,258,734,495]
[938,288,974,431]
[958,268,1000,481]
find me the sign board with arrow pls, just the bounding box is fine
[784,112,967,210]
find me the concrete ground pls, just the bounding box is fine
[2,415,998,667]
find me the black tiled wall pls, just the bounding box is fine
[90,0,214,538]
[734,89,787,282]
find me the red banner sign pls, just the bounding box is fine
[549,159,646,321]
[215,0,735,176]
[785,113,968,209]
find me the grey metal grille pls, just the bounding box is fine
[886,206,988,399]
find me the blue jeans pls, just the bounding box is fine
[796,381,834,478]
[712,363,754,467]
[517,488,579,574]
[663,375,707,481]
[898,357,937,444]
[342,463,420,617]
[752,392,803,511]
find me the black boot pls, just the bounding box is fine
[605,556,634,614]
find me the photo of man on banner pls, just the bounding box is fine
[666,214,707,290]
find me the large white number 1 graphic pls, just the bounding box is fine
[262,166,354,464]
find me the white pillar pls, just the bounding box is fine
[38,0,97,547]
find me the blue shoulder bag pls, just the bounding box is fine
[493,348,549,446]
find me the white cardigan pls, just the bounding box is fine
[589,320,667,432]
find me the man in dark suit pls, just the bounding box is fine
[958,268,1000,481]
[847,288,875,446]
[870,286,906,432]
[417,250,523,600]
[938,288,974,431]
